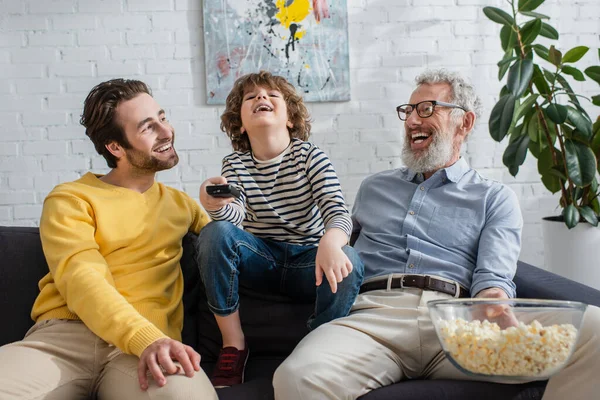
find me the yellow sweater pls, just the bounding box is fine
[32,172,210,357]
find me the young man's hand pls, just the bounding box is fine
[138,338,201,390]
[200,177,236,211]
[315,228,353,294]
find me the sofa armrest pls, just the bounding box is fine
[514,260,600,307]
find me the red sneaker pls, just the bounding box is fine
[210,344,250,388]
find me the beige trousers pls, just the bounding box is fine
[0,319,217,400]
[273,287,600,400]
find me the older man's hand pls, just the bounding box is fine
[474,287,519,329]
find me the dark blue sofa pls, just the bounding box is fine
[2,226,599,399]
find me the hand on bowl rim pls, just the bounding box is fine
[474,287,519,329]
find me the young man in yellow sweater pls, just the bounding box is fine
[0,79,218,399]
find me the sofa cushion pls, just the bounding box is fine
[0,226,48,346]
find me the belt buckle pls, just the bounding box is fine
[453,282,461,298]
[399,275,405,289]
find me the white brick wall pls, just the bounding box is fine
[0,0,599,266]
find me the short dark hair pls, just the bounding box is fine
[80,79,151,168]
[220,71,312,153]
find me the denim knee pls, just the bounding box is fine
[342,245,364,284]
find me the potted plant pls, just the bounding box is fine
[483,0,600,288]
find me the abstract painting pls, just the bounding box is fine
[202,0,350,104]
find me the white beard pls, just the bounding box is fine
[401,129,455,174]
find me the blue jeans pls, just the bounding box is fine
[195,221,364,330]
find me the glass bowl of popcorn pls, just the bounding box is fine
[428,298,587,382]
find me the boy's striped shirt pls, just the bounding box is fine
[209,139,352,245]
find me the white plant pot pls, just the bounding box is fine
[542,217,600,290]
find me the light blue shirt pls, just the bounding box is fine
[351,158,522,297]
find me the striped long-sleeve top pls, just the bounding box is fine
[209,139,352,245]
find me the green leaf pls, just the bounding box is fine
[532,64,551,96]
[555,74,581,106]
[549,165,568,181]
[540,23,559,40]
[520,10,550,19]
[565,139,597,187]
[567,106,593,139]
[518,0,544,11]
[548,45,562,66]
[579,206,599,227]
[528,111,542,142]
[489,94,516,142]
[562,46,590,63]
[532,44,550,61]
[507,59,534,97]
[515,94,539,121]
[520,19,542,45]
[500,25,518,52]
[562,66,585,81]
[503,134,530,175]
[592,95,600,107]
[543,68,557,84]
[538,146,562,193]
[498,49,516,80]
[483,7,515,26]
[564,204,580,229]
[545,104,568,124]
[584,66,600,85]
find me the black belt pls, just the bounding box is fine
[359,275,470,298]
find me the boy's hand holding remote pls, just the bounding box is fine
[200,177,237,211]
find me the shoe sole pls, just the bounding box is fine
[212,348,250,389]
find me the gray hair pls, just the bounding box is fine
[415,69,482,121]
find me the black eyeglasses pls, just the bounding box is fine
[396,100,467,121]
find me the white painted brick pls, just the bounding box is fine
[0,143,18,155]
[9,175,34,189]
[390,37,437,53]
[64,77,111,93]
[42,156,89,171]
[71,139,95,154]
[101,15,151,30]
[29,0,76,14]
[11,48,59,64]
[146,60,190,74]
[14,205,43,219]
[3,64,45,78]
[0,50,9,63]
[50,63,94,77]
[61,47,108,62]
[0,192,36,205]
[428,51,472,66]
[359,129,401,143]
[164,75,194,89]
[349,49,381,68]
[408,21,453,37]
[78,0,123,13]
[376,143,403,157]
[128,0,174,12]
[28,32,75,46]
[455,21,499,37]
[110,46,155,60]
[153,90,190,106]
[0,80,12,94]
[152,11,202,29]
[350,82,385,101]
[347,8,388,24]
[51,15,98,30]
[0,207,11,220]
[175,0,202,10]
[337,114,380,130]
[0,33,24,47]
[48,126,85,140]
[173,44,203,59]
[381,54,427,68]
[432,6,479,20]
[1,128,44,142]
[0,95,43,111]
[15,79,61,94]
[78,31,122,46]
[97,62,142,76]
[127,31,172,45]
[23,140,68,155]
[387,7,435,22]
[175,136,214,150]
[22,112,68,126]
[3,16,48,30]
[0,156,39,172]
[175,30,203,44]
[47,95,84,109]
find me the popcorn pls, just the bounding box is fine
[438,318,578,376]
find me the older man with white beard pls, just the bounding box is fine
[272,69,600,400]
